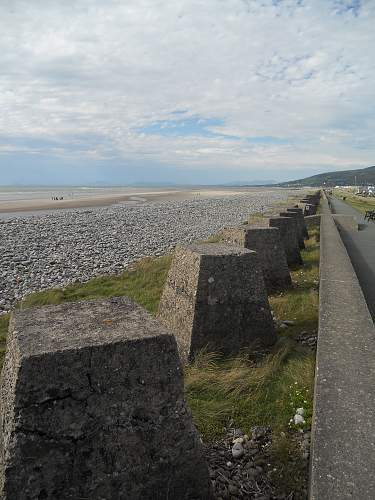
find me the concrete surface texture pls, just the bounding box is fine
[310,206,375,499]
[329,196,375,319]
[0,297,211,500]
[279,211,305,249]
[268,216,303,266]
[220,225,292,293]
[332,214,358,231]
[286,207,309,239]
[157,243,276,363]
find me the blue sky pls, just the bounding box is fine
[0,0,374,185]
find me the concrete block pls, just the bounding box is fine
[0,297,211,500]
[301,202,317,216]
[220,226,292,293]
[268,217,303,266]
[279,211,305,249]
[287,208,309,239]
[158,243,276,363]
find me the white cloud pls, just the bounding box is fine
[0,0,375,178]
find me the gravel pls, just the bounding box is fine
[205,425,311,499]
[0,190,291,314]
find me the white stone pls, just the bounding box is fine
[232,442,244,459]
[294,414,305,425]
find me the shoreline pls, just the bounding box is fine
[0,187,280,217]
[0,190,187,214]
[0,189,295,314]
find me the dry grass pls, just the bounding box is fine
[0,214,320,495]
[334,189,375,214]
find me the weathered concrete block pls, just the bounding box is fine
[158,243,276,363]
[268,217,303,266]
[0,297,211,500]
[300,193,320,216]
[287,208,309,239]
[220,226,292,293]
[279,211,305,249]
[301,201,317,216]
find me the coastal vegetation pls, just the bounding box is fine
[334,189,375,215]
[0,219,319,496]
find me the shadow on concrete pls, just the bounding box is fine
[339,229,375,321]
[328,196,375,321]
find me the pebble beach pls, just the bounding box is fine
[0,189,294,314]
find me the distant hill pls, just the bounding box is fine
[278,165,375,187]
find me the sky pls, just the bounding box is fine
[1,0,375,185]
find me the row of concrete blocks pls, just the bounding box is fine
[158,206,309,364]
[300,191,321,216]
[0,202,314,499]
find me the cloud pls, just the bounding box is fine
[0,0,375,182]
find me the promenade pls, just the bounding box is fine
[329,196,375,319]
[310,197,375,499]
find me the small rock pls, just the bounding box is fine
[231,442,244,459]
[294,414,305,425]
[228,484,238,495]
[246,467,259,479]
[233,428,244,437]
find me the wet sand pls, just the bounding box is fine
[0,188,250,215]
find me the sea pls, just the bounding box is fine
[0,186,173,202]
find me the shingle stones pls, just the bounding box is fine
[157,243,276,363]
[0,297,211,500]
[220,226,292,293]
[268,217,303,266]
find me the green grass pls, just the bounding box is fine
[334,190,375,215]
[0,219,319,496]
[185,225,319,497]
[0,254,172,369]
[185,226,319,441]
[18,254,172,315]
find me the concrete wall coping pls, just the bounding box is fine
[309,196,375,499]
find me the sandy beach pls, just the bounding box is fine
[0,187,250,215]
[0,188,298,314]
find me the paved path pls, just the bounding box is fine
[310,204,375,499]
[328,196,375,320]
